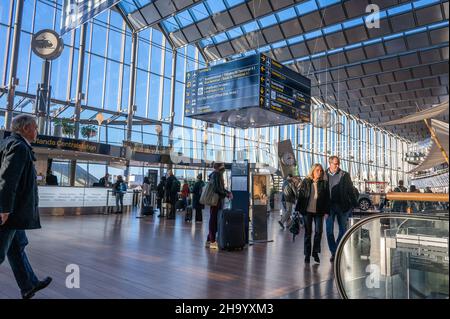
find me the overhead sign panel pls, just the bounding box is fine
[185,53,311,128]
[0,130,125,157]
[61,0,123,35]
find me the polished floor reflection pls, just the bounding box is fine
[0,210,339,299]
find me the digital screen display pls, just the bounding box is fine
[184,53,311,126]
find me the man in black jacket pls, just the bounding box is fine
[324,156,357,262]
[0,114,52,299]
[45,170,58,186]
[156,176,166,217]
[164,170,179,219]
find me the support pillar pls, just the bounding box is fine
[167,50,177,171]
[5,0,24,129]
[124,32,138,181]
[35,60,51,134]
[70,24,87,186]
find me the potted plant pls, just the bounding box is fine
[81,125,97,139]
[53,118,63,137]
[53,118,75,137]
[62,119,75,137]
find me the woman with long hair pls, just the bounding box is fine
[296,163,330,264]
[206,163,232,249]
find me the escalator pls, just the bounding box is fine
[334,213,449,299]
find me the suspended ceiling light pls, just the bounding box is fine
[311,105,334,129]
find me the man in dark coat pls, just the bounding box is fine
[0,114,52,299]
[98,173,110,187]
[156,176,166,217]
[324,156,358,262]
[164,170,179,219]
[45,170,58,186]
[192,174,205,222]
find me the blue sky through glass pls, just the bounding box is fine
[205,0,445,65]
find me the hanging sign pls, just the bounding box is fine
[61,0,123,35]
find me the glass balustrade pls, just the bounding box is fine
[335,214,449,299]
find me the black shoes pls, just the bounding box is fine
[312,254,320,264]
[278,221,285,229]
[22,277,52,299]
[304,256,310,263]
[330,255,335,262]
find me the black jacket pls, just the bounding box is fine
[0,133,41,230]
[157,180,166,199]
[324,169,357,212]
[209,171,228,199]
[46,174,58,185]
[192,180,205,209]
[296,178,330,215]
[165,175,178,202]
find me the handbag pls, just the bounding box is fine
[199,182,219,206]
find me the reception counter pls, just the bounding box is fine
[38,186,134,215]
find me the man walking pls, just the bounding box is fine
[0,114,52,299]
[391,180,408,213]
[324,156,357,262]
[278,174,297,229]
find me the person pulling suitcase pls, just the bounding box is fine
[204,163,233,250]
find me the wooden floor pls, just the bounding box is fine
[0,209,339,299]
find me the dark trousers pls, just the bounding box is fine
[304,213,324,257]
[195,208,203,222]
[115,193,124,212]
[0,229,39,294]
[208,201,221,243]
[157,197,162,212]
[326,204,351,256]
[167,197,177,219]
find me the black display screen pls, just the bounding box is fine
[185,53,311,125]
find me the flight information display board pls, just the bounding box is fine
[259,54,311,122]
[184,53,311,127]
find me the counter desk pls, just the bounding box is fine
[38,186,136,215]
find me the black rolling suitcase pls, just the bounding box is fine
[175,199,185,211]
[217,209,246,250]
[141,196,154,215]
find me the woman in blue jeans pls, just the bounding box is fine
[296,164,330,264]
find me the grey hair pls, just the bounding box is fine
[11,114,37,133]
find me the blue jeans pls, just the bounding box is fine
[326,204,351,256]
[115,193,124,212]
[0,229,39,294]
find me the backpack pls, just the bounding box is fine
[171,179,181,194]
[283,183,296,203]
[289,212,301,242]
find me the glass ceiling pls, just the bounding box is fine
[161,0,248,33]
[117,0,154,15]
[203,0,442,61]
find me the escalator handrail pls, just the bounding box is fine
[334,213,449,299]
